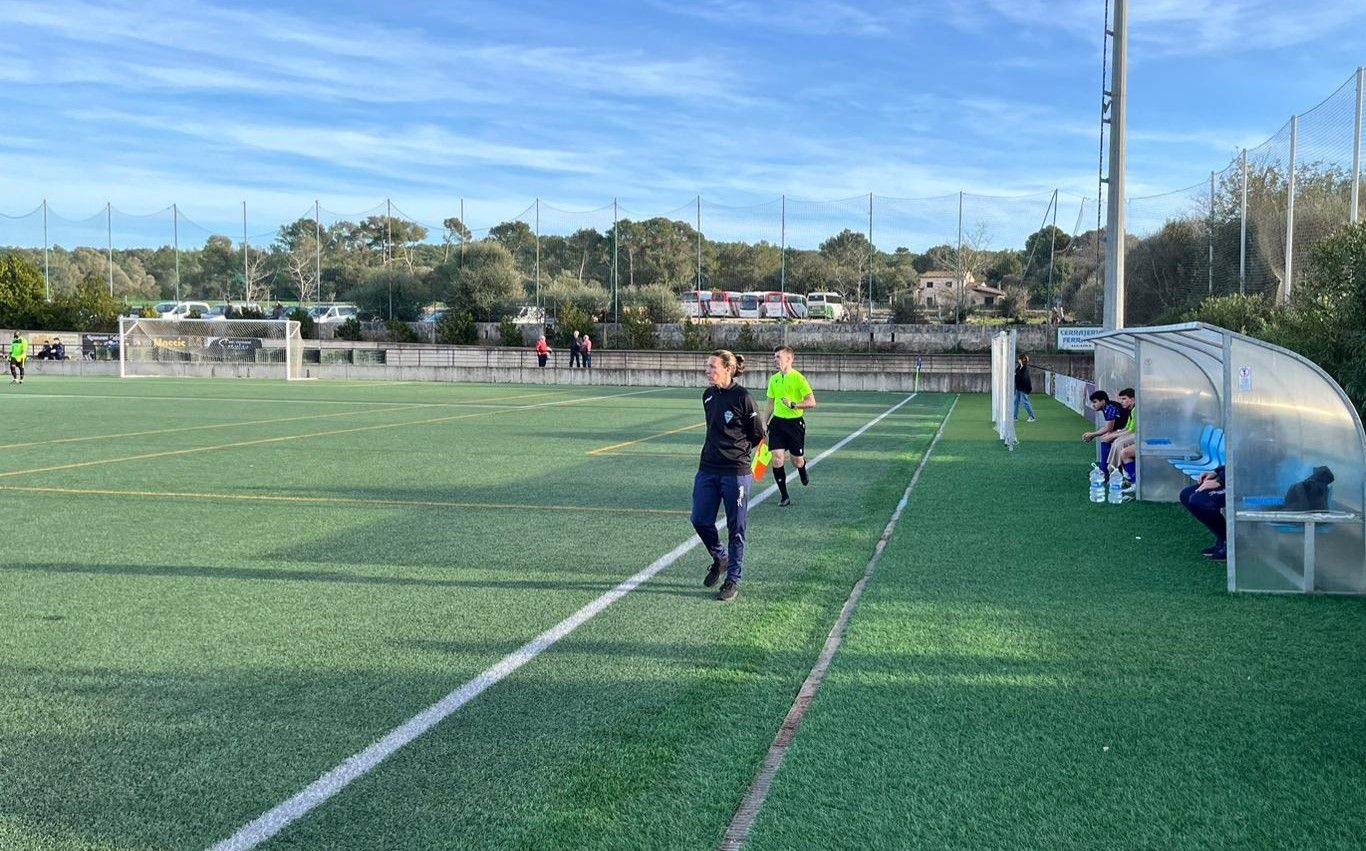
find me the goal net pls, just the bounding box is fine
[990,329,1018,450]
[118,318,305,380]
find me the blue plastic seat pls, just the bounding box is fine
[1175,430,1225,478]
[1170,425,1219,472]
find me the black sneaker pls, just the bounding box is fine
[716,580,738,602]
[779,496,792,507]
[704,557,727,588]
[1200,544,1220,556]
[797,466,809,486]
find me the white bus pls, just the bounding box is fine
[763,292,809,319]
[681,290,712,319]
[737,291,770,319]
[806,292,846,321]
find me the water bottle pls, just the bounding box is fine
[1089,464,1105,503]
[1107,471,1124,504]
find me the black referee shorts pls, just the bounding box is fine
[767,415,805,456]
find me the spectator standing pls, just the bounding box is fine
[569,330,582,368]
[1014,354,1037,422]
[9,332,28,384]
[581,334,593,369]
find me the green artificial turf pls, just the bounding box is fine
[745,394,1366,850]
[0,377,952,849]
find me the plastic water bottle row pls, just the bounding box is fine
[1089,463,1126,504]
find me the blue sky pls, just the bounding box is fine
[3,0,1365,249]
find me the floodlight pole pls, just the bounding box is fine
[106,202,114,297]
[867,192,874,325]
[243,201,249,303]
[696,195,702,290]
[612,198,619,333]
[1284,114,1298,303]
[1208,171,1215,295]
[1239,150,1248,294]
[1047,189,1059,315]
[1352,66,1363,224]
[173,203,180,302]
[534,198,541,309]
[42,200,49,302]
[1102,0,1128,329]
[314,200,322,307]
[781,195,788,346]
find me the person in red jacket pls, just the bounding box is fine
[581,333,593,369]
[535,335,551,368]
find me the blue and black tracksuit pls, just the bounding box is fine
[692,381,765,584]
[1180,465,1227,546]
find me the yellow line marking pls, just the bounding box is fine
[0,484,689,515]
[587,421,706,455]
[0,388,659,481]
[0,389,560,451]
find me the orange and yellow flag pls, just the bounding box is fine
[751,439,772,481]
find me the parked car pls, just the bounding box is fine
[153,301,213,320]
[806,292,847,321]
[511,305,547,326]
[307,303,360,323]
[203,302,263,320]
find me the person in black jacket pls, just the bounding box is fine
[1014,353,1036,422]
[1180,465,1227,560]
[692,349,766,602]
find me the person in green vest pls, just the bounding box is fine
[8,332,27,384]
[764,345,817,507]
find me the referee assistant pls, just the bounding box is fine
[764,345,816,506]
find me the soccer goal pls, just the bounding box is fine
[118,318,306,380]
[990,328,1018,449]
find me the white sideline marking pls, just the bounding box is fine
[719,394,958,850]
[208,392,920,851]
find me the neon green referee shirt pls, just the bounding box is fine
[767,368,812,419]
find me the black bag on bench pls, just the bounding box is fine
[1282,466,1334,511]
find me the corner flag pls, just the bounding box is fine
[752,439,772,481]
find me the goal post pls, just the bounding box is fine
[991,329,1018,450]
[118,318,306,380]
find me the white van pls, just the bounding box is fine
[806,292,846,321]
[154,301,213,320]
[307,303,360,324]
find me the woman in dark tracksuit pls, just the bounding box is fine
[692,349,766,602]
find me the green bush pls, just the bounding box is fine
[680,316,712,351]
[553,302,593,345]
[622,309,657,349]
[385,318,421,343]
[435,311,477,345]
[287,308,316,339]
[891,293,922,324]
[734,323,759,353]
[1184,293,1275,336]
[334,316,364,341]
[498,319,524,347]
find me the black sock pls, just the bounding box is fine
[773,466,789,499]
[797,463,808,485]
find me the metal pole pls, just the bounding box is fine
[106,202,113,297]
[314,200,321,307]
[696,195,702,291]
[779,195,787,295]
[1239,149,1248,294]
[459,198,466,266]
[1284,114,1298,303]
[1208,171,1215,295]
[534,198,541,309]
[1103,0,1128,329]
[1047,189,1059,316]
[1352,67,1363,224]
[242,201,249,303]
[957,190,964,315]
[173,203,180,302]
[42,200,49,302]
[386,198,393,319]
[867,192,874,332]
[781,195,787,346]
[612,198,618,330]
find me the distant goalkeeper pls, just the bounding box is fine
[8,332,26,384]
